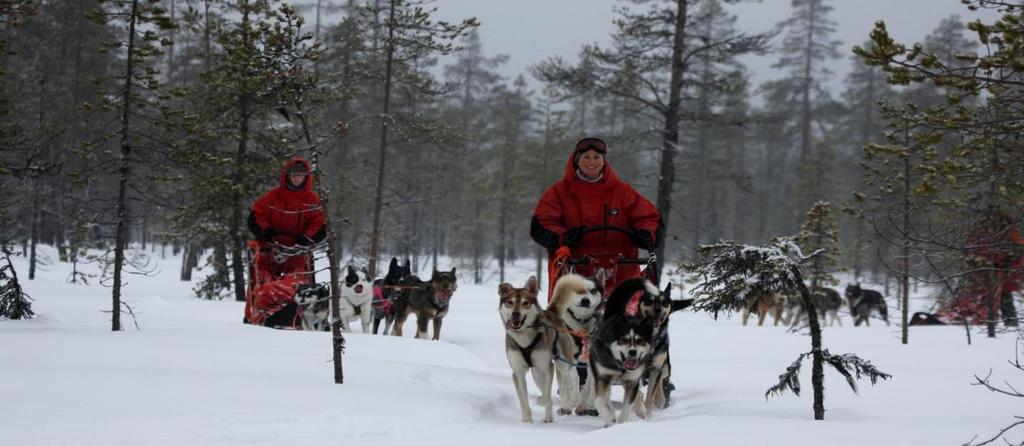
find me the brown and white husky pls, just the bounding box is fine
[499,276,556,423]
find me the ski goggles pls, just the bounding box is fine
[574,137,607,155]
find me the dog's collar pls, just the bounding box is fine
[566,307,595,328]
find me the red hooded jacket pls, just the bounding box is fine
[531,151,661,295]
[249,157,325,246]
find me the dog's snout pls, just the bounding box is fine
[354,285,364,294]
[580,297,591,308]
[628,349,637,357]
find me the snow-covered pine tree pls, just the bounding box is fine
[687,238,890,420]
[0,243,33,320]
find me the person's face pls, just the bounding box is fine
[288,173,306,187]
[578,150,605,179]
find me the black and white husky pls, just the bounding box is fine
[295,283,330,331]
[845,283,890,327]
[547,272,604,416]
[499,276,556,423]
[589,278,657,428]
[633,282,691,413]
[335,265,374,333]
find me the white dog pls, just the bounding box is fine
[334,265,374,333]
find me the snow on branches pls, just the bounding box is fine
[0,244,33,320]
[686,237,890,420]
[766,350,891,399]
[685,237,819,318]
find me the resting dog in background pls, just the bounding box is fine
[393,267,458,340]
[499,276,556,423]
[372,258,412,335]
[785,286,844,327]
[590,278,656,428]
[546,271,604,416]
[335,265,374,333]
[846,283,890,327]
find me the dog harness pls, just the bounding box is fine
[514,331,545,368]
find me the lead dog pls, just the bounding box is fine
[546,271,604,416]
[499,276,556,423]
[393,267,458,340]
[590,278,656,428]
[335,265,374,333]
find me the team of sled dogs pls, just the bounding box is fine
[292,257,890,428]
[740,283,890,328]
[293,257,459,340]
[500,273,692,427]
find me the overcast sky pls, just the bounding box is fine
[425,0,999,97]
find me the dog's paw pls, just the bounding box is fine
[542,415,554,423]
[558,408,573,416]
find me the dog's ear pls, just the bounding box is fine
[404,259,411,269]
[498,283,513,297]
[389,258,398,270]
[450,267,456,276]
[525,276,538,296]
[663,283,672,299]
[594,268,607,284]
[347,264,356,276]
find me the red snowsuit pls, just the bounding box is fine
[244,158,325,326]
[531,152,661,300]
[939,215,1023,324]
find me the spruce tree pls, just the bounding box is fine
[687,238,890,420]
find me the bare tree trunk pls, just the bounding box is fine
[230,4,253,303]
[368,0,396,278]
[111,0,142,332]
[28,185,39,280]
[653,0,688,282]
[793,268,825,420]
[901,138,910,344]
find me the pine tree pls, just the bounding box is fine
[357,0,477,278]
[687,238,890,420]
[89,0,175,330]
[796,202,840,295]
[856,1,1024,338]
[771,0,843,224]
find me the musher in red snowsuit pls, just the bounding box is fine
[931,211,1023,326]
[243,157,326,328]
[530,137,662,301]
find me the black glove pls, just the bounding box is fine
[296,234,314,246]
[630,229,655,250]
[259,227,277,240]
[563,226,586,247]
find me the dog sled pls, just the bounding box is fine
[550,225,659,301]
[243,239,327,329]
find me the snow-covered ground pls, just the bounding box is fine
[2,245,1021,446]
